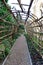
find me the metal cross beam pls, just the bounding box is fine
[3,0,17,21]
[17,0,23,12]
[11,6,22,21]
[25,0,34,22]
[12,3,29,6]
[17,11,22,21]
[12,10,27,15]
[29,16,43,25]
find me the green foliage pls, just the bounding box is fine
[0,0,24,60]
[0,4,8,16]
[5,0,8,3]
[1,32,20,57]
[0,44,5,51]
[25,34,43,57]
[24,34,37,56]
[5,47,10,56]
[18,24,25,34]
[2,39,11,48]
[0,0,16,24]
[24,34,30,43]
[2,39,11,56]
[19,25,24,29]
[0,53,5,60]
[13,33,20,39]
[0,0,8,3]
[0,44,5,60]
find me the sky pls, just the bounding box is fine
[8,0,43,19]
[8,0,34,20]
[8,0,31,11]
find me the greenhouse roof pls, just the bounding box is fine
[8,0,34,21]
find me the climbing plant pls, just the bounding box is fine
[0,0,25,61]
[0,0,17,60]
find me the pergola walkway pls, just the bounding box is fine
[2,35,32,65]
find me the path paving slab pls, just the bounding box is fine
[2,35,32,65]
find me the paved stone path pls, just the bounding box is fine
[2,35,32,65]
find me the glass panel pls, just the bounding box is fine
[21,0,31,12]
[22,6,29,11]
[21,0,30,5]
[8,0,21,10]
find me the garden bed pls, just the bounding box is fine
[24,34,43,65]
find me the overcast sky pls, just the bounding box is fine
[8,0,43,19]
[8,0,31,11]
[8,0,34,19]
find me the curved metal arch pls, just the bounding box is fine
[30,12,38,19]
[27,15,41,27]
[26,15,37,26]
[26,14,36,22]
[27,17,33,21]
[2,0,17,21]
[27,19,36,26]
[29,14,36,20]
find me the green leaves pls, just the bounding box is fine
[2,39,11,56]
[0,0,8,3]
[19,25,24,29]
[5,0,8,3]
